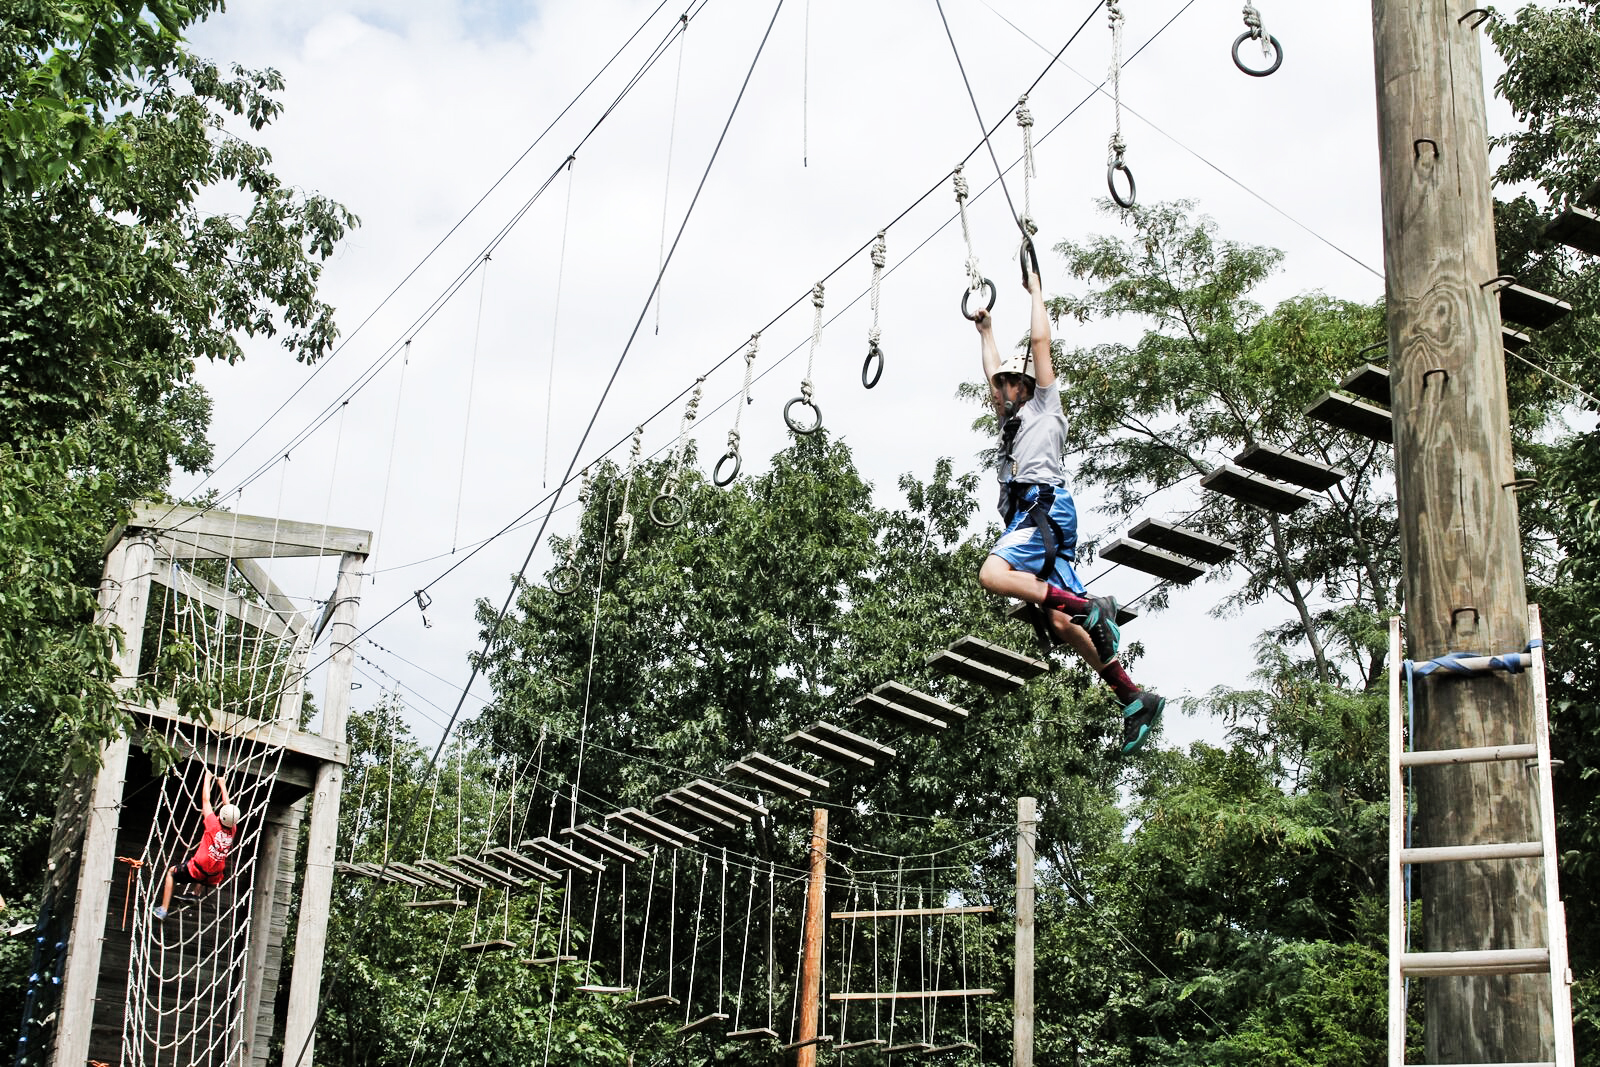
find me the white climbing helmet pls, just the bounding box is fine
[218,804,241,828]
[992,350,1035,385]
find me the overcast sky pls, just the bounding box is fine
[175,0,1522,761]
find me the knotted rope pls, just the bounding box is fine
[1015,96,1038,238]
[1107,0,1126,174]
[953,165,985,295]
[785,284,824,434]
[716,334,759,485]
[652,380,702,527]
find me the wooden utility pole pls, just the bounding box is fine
[1014,797,1037,1067]
[1371,2,1549,1061]
[795,808,829,1067]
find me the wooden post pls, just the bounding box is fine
[1014,797,1036,1067]
[1371,2,1549,1061]
[52,535,156,1067]
[795,807,829,1067]
[281,551,366,1067]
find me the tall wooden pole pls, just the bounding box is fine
[1014,797,1036,1067]
[1370,2,1548,1061]
[795,807,829,1067]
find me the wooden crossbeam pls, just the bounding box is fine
[786,728,879,769]
[151,566,300,640]
[831,905,993,920]
[663,785,751,824]
[484,846,561,882]
[658,792,741,829]
[122,502,370,560]
[947,636,1048,679]
[415,858,488,890]
[561,824,648,862]
[605,807,699,848]
[519,836,605,874]
[829,989,996,1001]
[448,854,526,889]
[683,779,768,818]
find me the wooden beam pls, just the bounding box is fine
[151,565,298,640]
[796,810,828,1067]
[829,989,998,1001]
[1233,445,1348,493]
[831,906,993,920]
[1015,797,1037,1067]
[1304,392,1395,443]
[1199,464,1318,514]
[1098,539,1206,584]
[137,698,348,768]
[128,502,371,560]
[1498,283,1572,330]
[1127,517,1240,563]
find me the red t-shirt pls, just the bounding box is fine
[187,813,235,886]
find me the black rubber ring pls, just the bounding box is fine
[649,493,687,528]
[862,343,884,389]
[961,279,997,321]
[1107,161,1137,209]
[548,565,580,596]
[1019,238,1041,288]
[784,396,822,435]
[713,451,741,486]
[1231,32,1283,77]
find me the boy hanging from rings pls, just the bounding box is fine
[973,264,1165,754]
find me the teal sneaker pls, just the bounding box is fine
[1076,595,1121,662]
[1119,691,1165,755]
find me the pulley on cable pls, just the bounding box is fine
[715,334,760,486]
[863,232,887,390]
[607,428,643,564]
[652,380,702,528]
[1106,0,1136,209]
[547,469,589,595]
[1015,95,1042,285]
[1232,3,1283,77]
[785,283,825,435]
[953,165,996,321]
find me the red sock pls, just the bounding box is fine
[1041,584,1090,616]
[1099,660,1139,705]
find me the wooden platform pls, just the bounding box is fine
[1098,538,1206,584]
[1544,205,1600,255]
[681,779,767,820]
[659,791,741,829]
[927,636,1048,692]
[726,753,830,799]
[1304,391,1394,443]
[852,681,969,732]
[518,836,604,875]
[562,823,649,863]
[1340,362,1391,405]
[1199,464,1317,514]
[1234,444,1348,492]
[1499,282,1572,329]
[1127,518,1239,563]
[605,807,699,849]
[785,722,897,769]
[483,845,561,882]
[1503,325,1532,353]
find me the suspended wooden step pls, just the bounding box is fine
[1234,444,1348,492]
[390,861,460,891]
[728,1027,781,1042]
[461,939,517,953]
[831,905,993,920]
[576,984,632,995]
[1098,539,1205,584]
[402,898,466,909]
[1545,205,1600,255]
[782,1035,835,1052]
[519,836,605,875]
[927,636,1048,692]
[1200,464,1318,514]
[725,752,830,799]
[1304,391,1394,443]
[785,722,897,769]
[606,807,700,849]
[838,1038,888,1050]
[483,846,561,882]
[678,1012,730,1035]
[1499,282,1572,330]
[449,854,528,889]
[525,954,580,966]
[830,989,997,1001]
[1127,517,1239,563]
[414,858,488,891]
[1340,362,1391,405]
[372,864,436,889]
[853,681,969,732]
[561,823,649,863]
[1503,325,1532,353]
[624,994,681,1011]
[928,1041,977,1053]
[886,1042,935,1054]
[658,791,742,830]
[682,779,768,821]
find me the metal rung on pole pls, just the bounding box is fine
[1399,842,1544,864]
[1400,948,1550,978]
[1399,743,1537,768]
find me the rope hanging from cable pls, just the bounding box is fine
[651,378,701,527]
[954,166,996,321]
[547,469,589,595]
[1106,0,1136,209]
[716,334,759,486]
[863,232,887,389]
[785,283,825,435]
[608,428,643,563]
[1233,3,1283,77]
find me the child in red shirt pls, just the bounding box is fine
[153,771,239,920]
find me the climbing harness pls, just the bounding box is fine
[651,380,701,528]
[785,283,825,435]
[1106,0,1136,209]
[1001,482,1070,588]
[1232,3,1283,77]
[547,470,588,594]
[607,429,643,564]
[954,166,996,321]
[716,334,759,486]
[863,232,887,389]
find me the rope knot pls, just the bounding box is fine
[870,233,887,269]
[953,169,970,203]
[811,281,825,309]
[1015,99,1033,129]
[1108,133,1127,165]
[1242,2,1263,36]
[801,378,814,402]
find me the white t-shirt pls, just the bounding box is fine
[997,378,1067,491]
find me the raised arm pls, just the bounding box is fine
[1026,271,1054,390]
[976,309,1005,419]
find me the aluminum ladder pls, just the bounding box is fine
[1387,607,1575,1066]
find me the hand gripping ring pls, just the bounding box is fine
[862,341,885,389]
[1019,237,1041,288]
[547,564,580,596]
[1231,32,1283,77]
[961,278,997,321]
[784,396,822,435]
[649,492,687,528]
[713,450,742,487]
[1107,161,1137,209]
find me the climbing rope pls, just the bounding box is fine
[1016,96,1038,239]
[715,334,759,486]
[785,283,826,435]
[954,166,996,321]
[608,429,642,564]
[1233,3,1283,77]
[1106,0,1136,209]
[651,378,701,527]
[863,232,887,389]
[547,469,588,595]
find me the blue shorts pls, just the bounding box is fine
[990,485,1084,593]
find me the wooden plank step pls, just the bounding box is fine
[927,648,1028,692]
[389,861,459,890]
[1340,362,1391,405]
[785,723,896,769]
[948,635,1048,679]
[625,994,681,1010]
[928,1042,978,1053]
[678,1012,730,1035]
[853,681,969,732]
[682,779,768,819]
[1098,539,1205,584]
[726,753,830,798]
[402,898,467,909]
[562,824,649,863]
[461,939,517,953]
[519,836,605,875]
[1127,517,1239,563]
[484,846,561,882]
[1304,391,1394,443]
[414,858,488,891]
[727,1027,781,1041]
[886,1042,935,1053]
[838,1038,888,1050]
[576,984,632,994]
[658,792,742,829]
[1234,444,1348,492]
[1503,325,1532,352]
[606,807,700,848]
[1499,283,1572,330]
[448,854,527,889]
[524,954,580,965]
[1545,205,1600,255]
[1200,464,1318,514]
